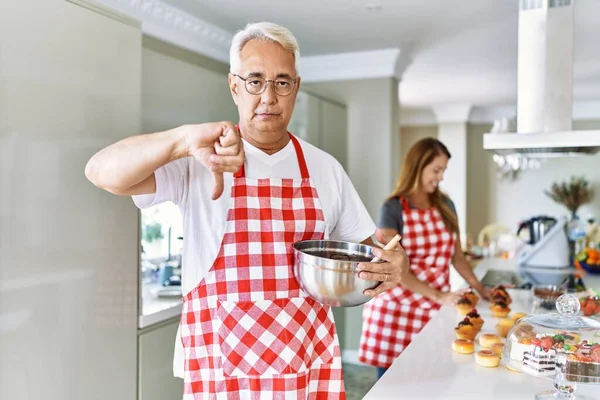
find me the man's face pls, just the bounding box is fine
[229,40,300,137]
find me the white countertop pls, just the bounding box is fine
[364,258,600,400]
[139,283,182,329]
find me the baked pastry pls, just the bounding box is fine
[454,318,477,341]
[496,317,515,338]
[490,300,511,318]
[512,312,527,321]
[523,346,557,377]
[564,344,600,383]
[463,287,479,307]
[452,339,475,354]
[475,350,500,368]
[465,309,484,331]
[490,342,504,358]
[491,285,511,304]
[456,297,474,316]
[479,333,502,348]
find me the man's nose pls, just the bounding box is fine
[260,82,277,104]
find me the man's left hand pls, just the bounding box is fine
[357,231,410,297]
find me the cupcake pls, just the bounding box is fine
[512,312,527,321]
[456,297,474,316]
[490,300,511,318]
[466,309,484,331]
[454,318,477,341]
[463,287,479,308]
[491,285,512,304]
[495,317,515,338]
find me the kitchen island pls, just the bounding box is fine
[364,258,600,399]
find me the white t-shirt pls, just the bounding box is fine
[133,136,376,378]
[133,136,376,295]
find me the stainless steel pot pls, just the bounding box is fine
[292,239,382,307]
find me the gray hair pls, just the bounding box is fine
[229,22,300,76]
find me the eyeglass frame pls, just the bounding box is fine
[231,73,299,96]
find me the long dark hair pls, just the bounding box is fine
[389,137,459,233]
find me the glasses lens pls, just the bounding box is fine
[243,76,295,96]
[245,77,265,95]
[274,79,294,96]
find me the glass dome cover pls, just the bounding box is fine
[503,294,600,399]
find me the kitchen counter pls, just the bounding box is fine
[139,282,182,329]
[364,258,600,399]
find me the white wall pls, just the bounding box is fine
[437,122,468,242]
[142,38,238,132]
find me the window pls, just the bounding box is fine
[141,203,183,264]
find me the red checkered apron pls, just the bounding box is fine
[358,196,456,368]
[180,134,345,399]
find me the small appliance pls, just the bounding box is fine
[517,215,557,244]
[516,216,573,286]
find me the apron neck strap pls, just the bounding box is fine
[399,197,411,213]
[233,128,310,179]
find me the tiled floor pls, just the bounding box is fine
[342,362,379,400]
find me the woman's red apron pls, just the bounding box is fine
[358,197,456,368]
[180,134,345,399]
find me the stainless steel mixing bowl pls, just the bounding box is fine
[292,239,383,307]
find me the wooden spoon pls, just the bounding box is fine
[371,234,402,262]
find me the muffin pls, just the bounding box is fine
[463,287,479,308]
[496,317,515,338]
[455,318,477,341]
[491,285,512,305]
[465,309,484,331]
[490,300,511,318]
[456,297,474,316]
[512,312,527,321]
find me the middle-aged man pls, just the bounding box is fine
[85,21,409,400]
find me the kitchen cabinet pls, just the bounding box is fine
[0,1,141,399]
[289,91,348,170]
[138,319,183,400]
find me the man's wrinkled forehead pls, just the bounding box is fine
[239,40,296,76]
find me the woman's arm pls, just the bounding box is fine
[452,239,491,299]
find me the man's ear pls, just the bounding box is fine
[228,73,239,105]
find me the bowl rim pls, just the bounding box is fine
[292,239,386,266]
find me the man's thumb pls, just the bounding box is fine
[211,172,224,200]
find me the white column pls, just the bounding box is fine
[433,104,472,246]
[302,47,412,221]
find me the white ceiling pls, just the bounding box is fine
[164,0,600,108]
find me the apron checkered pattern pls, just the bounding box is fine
[358,196,456,368]
[180,134,345,399]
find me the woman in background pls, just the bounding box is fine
[358,137,490,378]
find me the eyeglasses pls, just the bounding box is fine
[232,74,298,96]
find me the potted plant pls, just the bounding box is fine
[544,176,594,219]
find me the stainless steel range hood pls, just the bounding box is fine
[483,0,600,157]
